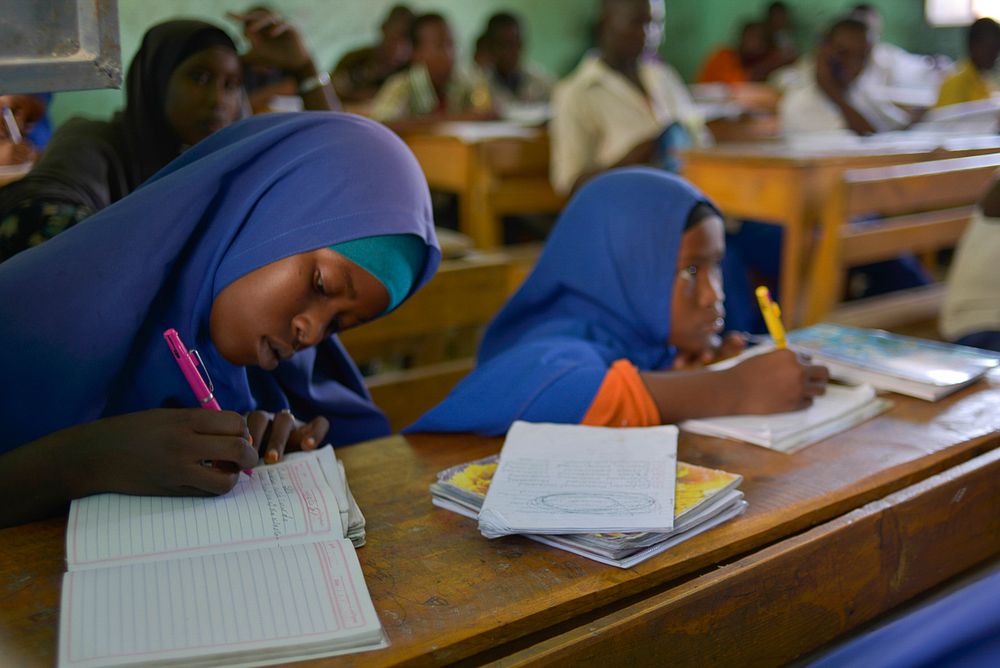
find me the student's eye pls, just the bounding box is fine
[679,264,699,279]
[314,270,327,295]
[189,70,211,86]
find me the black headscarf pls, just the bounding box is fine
[0,20,238,216]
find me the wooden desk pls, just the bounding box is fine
[681,137,1000,326]
[402,127,566,249]
[4,377,1000,666]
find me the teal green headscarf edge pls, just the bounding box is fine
[330,233,427,313]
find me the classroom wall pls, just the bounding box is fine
[49,0,964,127]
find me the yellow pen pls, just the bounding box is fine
[755,286,787,349]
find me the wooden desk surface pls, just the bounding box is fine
[3,376,1000,667]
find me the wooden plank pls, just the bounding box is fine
[829,284,946,331]
[403,134,471,191]
[839,207,972,265]
[487,446,1000,667]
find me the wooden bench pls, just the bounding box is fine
[339,245,540,432]
[803,152,1000,328]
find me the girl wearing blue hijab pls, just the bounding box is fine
[0,112,439,527]
[408,168,825,436]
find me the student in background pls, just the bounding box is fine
[0,18,318,261]
[698,21,776,84]
[765,2,797,65]
[0,94,46,166]
[549,0,706,195]
[0,113,440,528]
[408,169,827,436]
[941,178,1000,352]
[232,6,340,114]
[779,18,910,136]
[850,3,952,90]
[479,12,554,113]
[370,13,493,123]
[935,18,1000,108]
[332,4,415,103]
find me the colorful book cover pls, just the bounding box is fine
[437,455,740,520]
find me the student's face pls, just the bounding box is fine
[165,46,243,146]
[767,6,789,32]
[740,25,770,61]
[668,215,726,356]
[492,24,523,77]
[602,0,663,63]
[826,27,870,85]
[971,36,1000,71]
[381,20,413,68]
[209,248,390,370]
[414,21,455,86]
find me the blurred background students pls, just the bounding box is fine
[332,4,415,104]
[478,12,554,115]
[849,3,952,90]
[698,21,776,85]
[370,13,493,123]
[549,0,706,195]
[935,18,1000,108]
[779,18,909,136]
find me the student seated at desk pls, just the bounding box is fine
[407,169,827,436]
[698,21,777,85]
[549,0,707,195]
[331,4,415,104]
[370,12,493,123]
[478,12,555,114]
[941,178,1000,353]
[0,18,328,262]
[0,113,440,528]
[779,18,911,136]
[934,18,1000,108]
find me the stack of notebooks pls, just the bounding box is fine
[431,421,746,568]
[58,447,385,668]
[788,324,1000,401]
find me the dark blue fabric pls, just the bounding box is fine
[809,567,1000,668]
[26,93,52,148]
[0,112,439,452]
[954,331,1000,353]
[406,168,714,436]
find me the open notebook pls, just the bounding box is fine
[58,447,385,668]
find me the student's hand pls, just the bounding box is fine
[77,409,257,497]
[726,348,829,414]
[246,409,329,464]
[0,140,36,166]
[672,331,748,370]
[0,94,45,131]
[228,9,312,76]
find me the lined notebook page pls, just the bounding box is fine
[66,448,344,569]
[58,540,383,668]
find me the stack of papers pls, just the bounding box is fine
[431,422,746,568]
[788,324,1000,401]
[681,383,890,452]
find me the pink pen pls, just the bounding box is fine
[164,328,253,476]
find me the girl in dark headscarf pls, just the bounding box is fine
[0,20,244,260]
[0,112,439,527]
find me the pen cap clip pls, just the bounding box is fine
[189,348,215,392]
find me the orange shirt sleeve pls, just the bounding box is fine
[697,48,748,85]
[581,359,661,428]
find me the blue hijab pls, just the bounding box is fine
[0,112,439,452]
[406,168,713,435]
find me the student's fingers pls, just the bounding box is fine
[198,435,258,471]
[291,416,329,452]
[264,410,296,464]
[189,409,248,437]
[182,467,241,496]
[809,364,830,384]
[246,411,272,454]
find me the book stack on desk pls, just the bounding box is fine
[431,422,746,568]
[57,447,384,668]
[787,324,1000,401]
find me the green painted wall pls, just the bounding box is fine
[49,0,964,127]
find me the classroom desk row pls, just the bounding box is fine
[4,373,1000,666]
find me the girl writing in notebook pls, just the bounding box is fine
[0,113,439,527]
[408,168,827,435]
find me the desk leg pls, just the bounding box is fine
[460,145,502,250]
[780,196,807,328]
